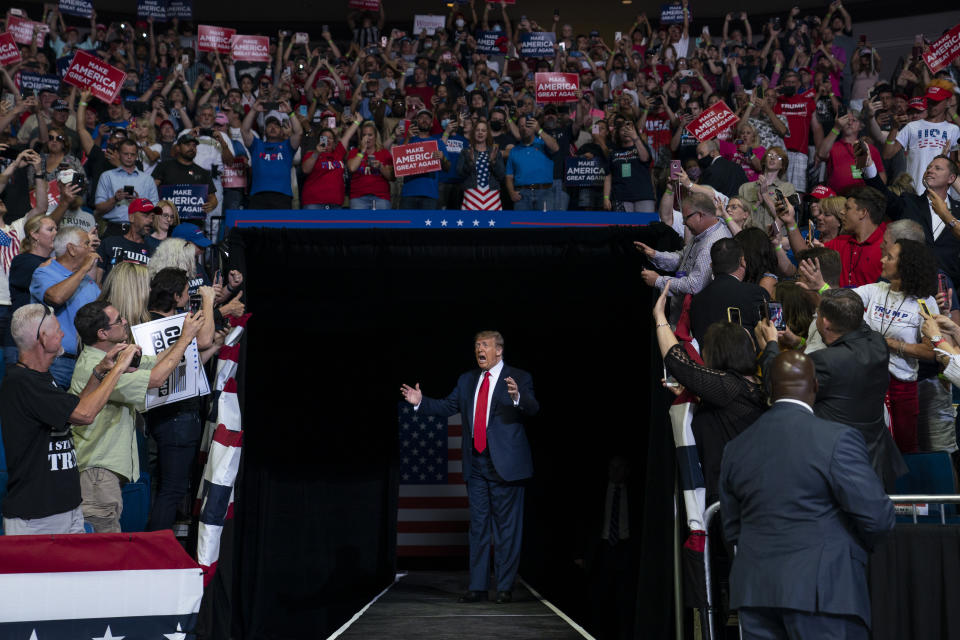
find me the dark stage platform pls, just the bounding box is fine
[330,571,594,640]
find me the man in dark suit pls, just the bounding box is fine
[757,288,908,490]
[863,152,960,285]
[401,331,539,604]
[689,238,770,347]
[696,139,749,197]
[720,350,895,639]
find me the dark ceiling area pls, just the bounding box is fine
[12,0,949,36]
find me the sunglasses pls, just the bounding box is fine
[49,135,65,142]
[36,305,51,342]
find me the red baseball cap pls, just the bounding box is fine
[809,185,837,200]
[925,86,951,102]
[128,198,161,217]
[908,97,927,111]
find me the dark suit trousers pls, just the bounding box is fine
[739,607,868,640]
[467,452,525,592]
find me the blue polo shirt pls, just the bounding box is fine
[401,135,446,199]
[94,167,160,223]
[29,260,101,356]
[505,138,553,186]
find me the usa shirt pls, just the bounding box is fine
[896,119,960,195]
[248,138,294,196]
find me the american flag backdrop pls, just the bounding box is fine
[397,405,469,557]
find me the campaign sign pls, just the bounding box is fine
[159,184,209,220]
[519,31,556,58]
[198,25,236,54]
[685,100,738,141]
[131,313,209,411]
[19,71,61,93]
[924,24,960,73]
[535,72,578,103]
[7,15,48,47]
[476,31,502,54]
[136,0,168,19]
[392,140,441,177]
[231,35,271,62]
[166,0,194,19]
[56,53,74,78]
[414,15,446,36]
[0,33,21,66]
[660,3,690,24]
[348,0,380,10]
[58,0,93,19]
[63,50,126,104]
[294,32,310,45]
[564,156,606,187]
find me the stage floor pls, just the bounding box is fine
[331,571,593,639]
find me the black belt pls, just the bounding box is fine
[518,183,552,190]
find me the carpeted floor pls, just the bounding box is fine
[334,571,592,639]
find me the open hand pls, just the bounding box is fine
[400,383,422,405]
[504,376,519,402]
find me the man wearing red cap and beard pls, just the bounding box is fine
[883,84,960,194]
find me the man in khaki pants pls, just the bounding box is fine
[70,299,207,532]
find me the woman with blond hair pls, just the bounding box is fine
[4,216,58,363]
[131,116,162,174]
[98,262,152,339]
[148,200,180,250]
[346,121,394,209]
[148,238,197,280]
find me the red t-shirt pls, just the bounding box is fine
[347,148,393,200]
[826,140,884,195]
[302,143,347,206]
[643,112,673,154]
[774,95,815,153]
[825,222,887,287]
[405,85,435,106]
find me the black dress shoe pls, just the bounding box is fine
[458,590,488,603]
[495,591,512,604]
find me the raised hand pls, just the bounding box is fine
[400,383,422,405]
[504,376,519,402]
[634,241,656,258]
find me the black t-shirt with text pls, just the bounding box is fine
[608,144,655,202]
[98,235,153,278]
[0,365,82,519]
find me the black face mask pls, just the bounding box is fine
[697,155,713,170]
[780,86,797,97]
[489,120,504,132]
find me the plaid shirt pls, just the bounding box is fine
[652,220,732,323]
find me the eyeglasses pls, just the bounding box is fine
[683,210,702,223]
[49,135,65,142]
[157,212,174,219]
[36,305,51,342]
[106,314,126,328]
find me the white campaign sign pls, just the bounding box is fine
[413,15,446,36]
[131,313,210,410]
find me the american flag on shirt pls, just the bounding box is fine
[0,227,21,273]
[462,150,503,211]
[397,404,469,557]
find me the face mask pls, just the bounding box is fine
[441,118,451,128]
[687,166,702,181]
[697,155,713,170]
[456,19,465,28]
[117,49,126,57]
[780,86,797,97]
[489,120,504,132]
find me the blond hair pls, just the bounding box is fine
[98,263,151,337]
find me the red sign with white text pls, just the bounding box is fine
[391,140,442,177]
[63,49,126,103]
[198,25,236,54]
[924,24,960,74]
[347,0,380,10]
[534,72,579,103]
[0,32,22,66]
[685,101,739,141]
[231,35,270,62]
[6,15,48,47]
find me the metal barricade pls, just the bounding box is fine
[888,494,960,524]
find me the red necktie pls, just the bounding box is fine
[473,372,491,453]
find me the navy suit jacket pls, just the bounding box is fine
[719,402,895,627]
[418,364,538,482]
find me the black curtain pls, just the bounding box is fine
[229,224,684,639]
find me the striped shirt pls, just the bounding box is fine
[652,220,732,323]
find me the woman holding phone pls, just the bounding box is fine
[346,122,394,209]
[853,238,939,454]
[302,117,363,209]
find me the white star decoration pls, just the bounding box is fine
[164,623,187,640]
[488,219,496,227]
[28,631,38,640]
[472,219,480,227]
[440,219,448,227]
[92,626,124,640]
[425,219,432,226]
[457,219,464,226]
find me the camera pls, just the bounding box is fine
[130,351,142,369]
[263,102,279,111]
[197,127,215,137]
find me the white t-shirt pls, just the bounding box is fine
[854,282,938,381]
[895,119,960,195]
[0,216,28,306]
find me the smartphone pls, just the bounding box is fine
[787,193,801,210]
[918,299,931,316]
[189,294,203,314]
[123,185,135,196]
[343,106,352,117]
[181,54,190,66]
[554,8,559,16]
[670,159,682,180]
[774,187,787,209]
[615,32,622,41]
[808,219,815,242]
[559,42,566,52]
[130,351,142,369]
[938,273,948,298]
[664,365,679,388]
[756,86,764,100]
[768,302,786,331]
[727,306,742,325]
[591,123,600,134]
[381,36,388,47]
[680,70,695,77]
[327,116,337,128]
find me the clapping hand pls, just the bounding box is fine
[400,383,422,405]
[504,376,519,402]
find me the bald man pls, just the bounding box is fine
[719,351,895,640]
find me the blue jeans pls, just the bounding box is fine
[514,187,555,211]
[349,195,392,210]
[49,355,76,389]
[146,410,201,531]
[552,179,570,211]
[399,196,438,210]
